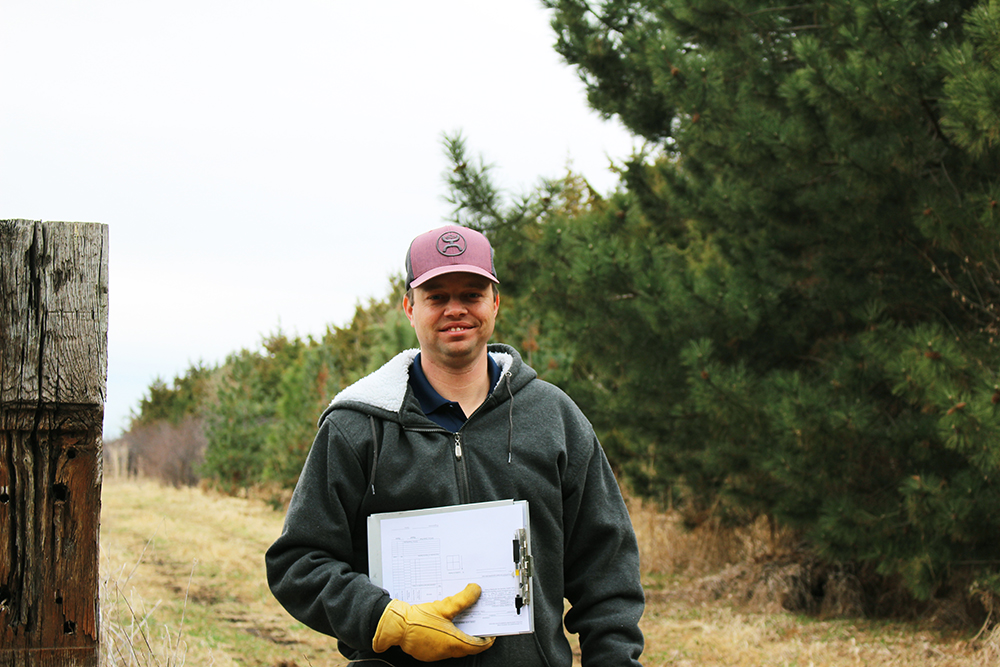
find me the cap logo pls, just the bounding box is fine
[436,231,467,257]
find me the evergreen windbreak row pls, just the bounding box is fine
[127,0,1000,604]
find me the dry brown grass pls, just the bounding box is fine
[100,477,994,666]
[626,493,995,666]
[100,477,349,666]
[627,493,799,576]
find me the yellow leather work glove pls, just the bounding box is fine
[372,583,496,661]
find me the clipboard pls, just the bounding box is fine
[367,499,534,637]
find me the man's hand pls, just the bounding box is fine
[372,583,496,661]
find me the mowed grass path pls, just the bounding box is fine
[100,477,989,666]
[101,477,346,667]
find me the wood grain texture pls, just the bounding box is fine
[1,220,108,666]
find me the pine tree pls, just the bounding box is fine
[131,363,214,427]
[164,285,417,493]
[201,335,306,492]
[443,0,1000,598]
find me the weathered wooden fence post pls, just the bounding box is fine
[0,220,109,666]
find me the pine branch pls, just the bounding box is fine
[746,5,813,16]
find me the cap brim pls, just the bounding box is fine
[409,265,500,288]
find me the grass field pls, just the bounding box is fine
[99,477,999,666]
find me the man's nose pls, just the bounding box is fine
[444,297,467,315]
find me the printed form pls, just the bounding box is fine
[367,500,533,637]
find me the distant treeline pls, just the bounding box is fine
[120,0,1000,610]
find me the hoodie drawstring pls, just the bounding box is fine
[505,372,514,464]
[369,416,380,495]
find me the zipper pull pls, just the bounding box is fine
[454,433,463,460]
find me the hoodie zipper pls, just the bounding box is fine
[453,369,512,503]
[454,432,471,503]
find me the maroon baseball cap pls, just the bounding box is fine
[405,225,500,289]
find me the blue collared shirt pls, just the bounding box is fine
[408,352,501,433]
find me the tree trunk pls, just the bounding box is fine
[0,220,108,666]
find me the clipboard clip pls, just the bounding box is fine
[512,528,532,615]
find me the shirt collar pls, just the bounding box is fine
[409,353,501,428]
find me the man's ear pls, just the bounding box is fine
[403,294,415,324]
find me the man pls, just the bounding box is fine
[266,225,645,665]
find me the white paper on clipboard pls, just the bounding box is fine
[367,499,533,637]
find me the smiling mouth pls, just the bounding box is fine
[442,325,473,332]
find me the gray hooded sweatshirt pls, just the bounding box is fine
[265,344,644,666]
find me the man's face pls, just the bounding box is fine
[403,272,499,370]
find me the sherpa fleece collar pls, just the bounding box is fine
[329,348,514,415]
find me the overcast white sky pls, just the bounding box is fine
[2,0,636,439]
